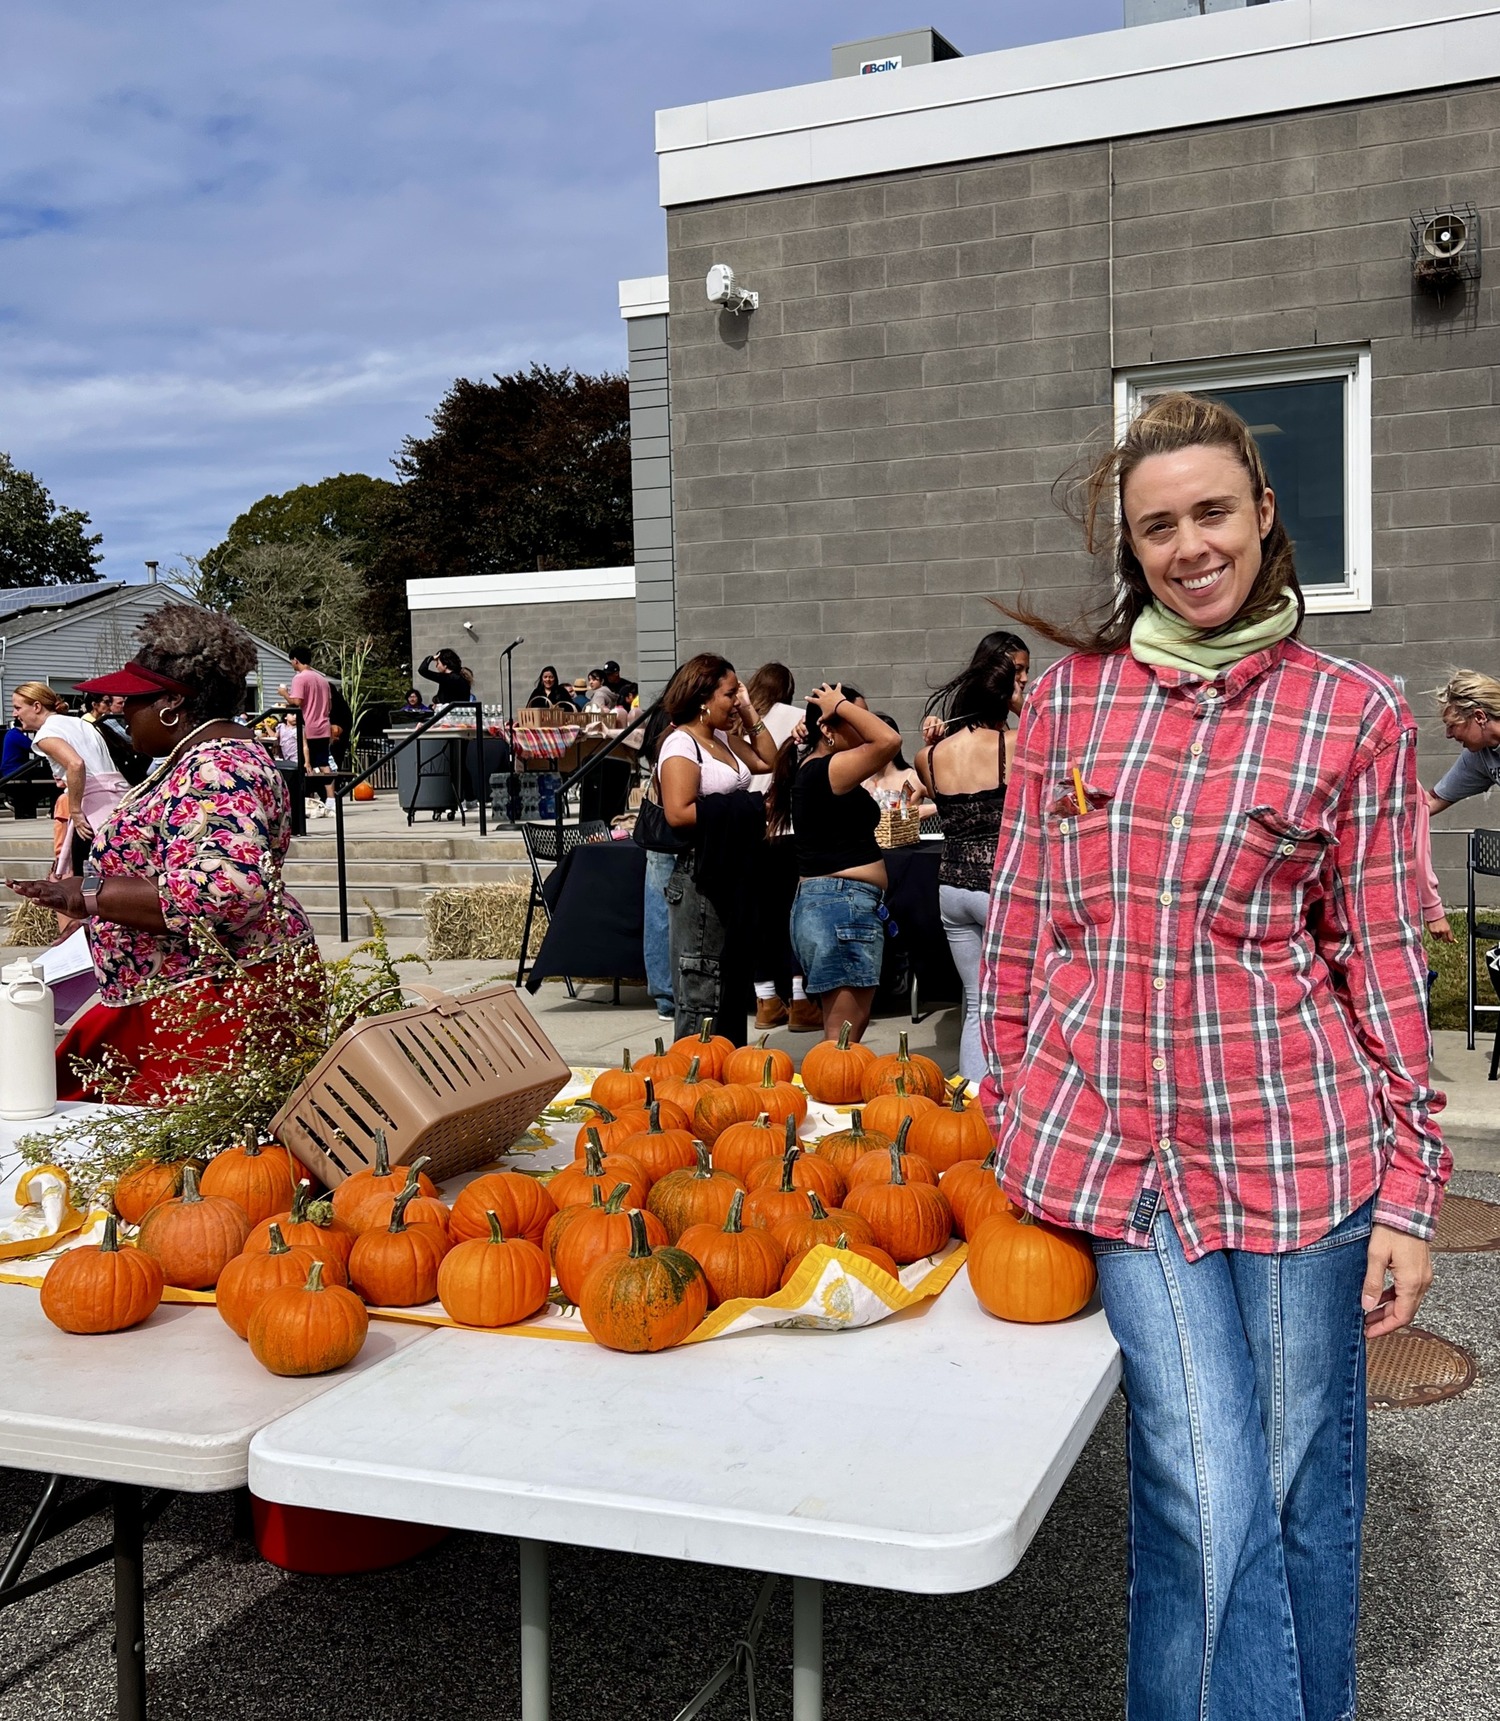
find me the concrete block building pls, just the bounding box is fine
[621,0,1500,894]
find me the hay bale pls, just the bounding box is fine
[4,898,60,948]
[424,883,531,960]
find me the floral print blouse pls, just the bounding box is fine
[88,738,314,1006]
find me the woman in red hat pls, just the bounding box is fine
[5,604,316,1101]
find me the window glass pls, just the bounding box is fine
[1197,379,1346,589]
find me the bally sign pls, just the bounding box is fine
[859,55,902,74]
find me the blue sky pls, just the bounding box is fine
[2,1,1121,578]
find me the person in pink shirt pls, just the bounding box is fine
[279,644,334,818]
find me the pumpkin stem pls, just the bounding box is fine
[303,1259,327,1292]
[486,1209,506,1245]
[100,1212,120,1253]
[848,1108,865,1139]
[643,1079,658,1108]
[372,1129,391,1178]
[583,1130,606,1176]
[692,1140,713,1178]
[388,1183,418,1233]
[290,1180,313,1224]
[604,1181,632,1213]
[755,1112,770,1128]
[834,1232,849,1249]
[893,1074,908,1097]
[626,1207,652,1258]
[698,1015,714,1042]
[621,1048,633,1071]
[684,1056,702,1084]
[243,1136,263,1159]
[948,1079,968,1113]
[647,1100,662,1133]
[760,1056,776,1089]
[808,1191,830,1222]
[753,1033,769,1051]
[836,1020,853,1051]
[779,1144,801,1194]
[267,1223,290,1256]
[180,1165,203,1204]
[399,1157,431,1194]
[653,1036,668,1058]
[724,1189,746,1233]
[889,1140,907,1187]
[982,1147,999,1171]
[894,1115,914,1154]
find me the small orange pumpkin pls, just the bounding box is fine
[351,779,376,802]
[842,1139,953,1264]
[348,1185,451,1307]
[216,1224,320,1339]
[646,1141,743,1241]
[771,1191,875,1259]
[330,1130,438,1228]
[859,1031,947,1104]
[577,1208,708,1353]
[590,1050,648,1114]
[549,1130,649,1210]
[967,1210,1097,1323]
[136,1165,252,1289]
[199,1139,298,1226]
[639,1082,692,1131]
[742,1143,820,1233]
[40,1214,164,1334]
[745,1116,847,1206]
[651,1055,723,1118]
[721,1034,794,1087]
[860,1076,938,1143]
[347,1158,452,1236]
[615,1101,697,1185]
[449,1171,557,1248]
[248,1259,369,1376]
[800,1019,876,1105]
[670,1015,735,1081]
[551,1183,667,1304]
[677,1189,785,1307]
[812,1109,893,1177]
[942,1150,1019,1240]
[847,1116,939,1189]
[437,1210,551,1328]
[908,1079,993,1173]
[710,1112,781,1183]
[781,1230,900,1285]
[245,1180,355,1281]
[111,1159,187,1226]
[634,1035,693,1085]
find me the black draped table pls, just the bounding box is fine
[524,837,960,1010]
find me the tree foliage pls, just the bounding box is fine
[0,452,104,588]
[364,365,631,644]
[203,540,371,657]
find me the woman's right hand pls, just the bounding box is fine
[921,714,945,745]
[807,683,845,716]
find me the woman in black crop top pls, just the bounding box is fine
[766,684,900,1043]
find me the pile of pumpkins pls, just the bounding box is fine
[36,1016,1094,1369]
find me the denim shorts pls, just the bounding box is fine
[790,876,886,996]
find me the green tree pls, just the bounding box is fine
[364,365,631,644]
[204,539,371,658]
[0,452,104,588]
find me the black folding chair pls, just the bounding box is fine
[1463,828,1500,1068]
[515,819,610,992]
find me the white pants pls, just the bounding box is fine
[939,883,990,1085]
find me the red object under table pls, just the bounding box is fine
[251,1496,450,1574]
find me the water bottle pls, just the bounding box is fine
[0,957,57,1121]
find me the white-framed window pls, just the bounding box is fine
[1114,347,1372,615]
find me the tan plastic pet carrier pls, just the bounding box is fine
[271,982,570,1188]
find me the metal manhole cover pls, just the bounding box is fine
[1367,1326,1477,1409]
[1434,1194,1500,1252]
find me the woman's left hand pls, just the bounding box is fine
[7,874,84,917]
[1361,1224,1434,1337]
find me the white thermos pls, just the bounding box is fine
[0,957,58,1121]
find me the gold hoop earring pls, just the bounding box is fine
[160,706,182,729]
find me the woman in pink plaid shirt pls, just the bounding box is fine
[980,394,1448,1721]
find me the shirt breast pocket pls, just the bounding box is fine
[1205,806,1331,943]
[1045,807,1114,932]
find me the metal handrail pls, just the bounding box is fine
[548,707,650,848]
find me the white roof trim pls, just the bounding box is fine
[658,0,1500,206]
[407,568,637,611]
[619,275,670,319]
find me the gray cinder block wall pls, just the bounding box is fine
[665,82,1500,899]
[410,602,637,711]
[627,313,678,700]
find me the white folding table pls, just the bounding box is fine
[250,1274,1121,1720]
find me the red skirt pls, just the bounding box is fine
[56,967,325,1107]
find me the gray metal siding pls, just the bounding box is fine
[627,311,677,699]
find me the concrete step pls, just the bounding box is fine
[288,834,527,862]
[280,859,531,888]
[308,907,429,941]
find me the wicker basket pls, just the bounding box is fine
[271,982,570,1188]
[875,806,921,850]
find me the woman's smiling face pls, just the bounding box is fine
[1122,444,1275,632]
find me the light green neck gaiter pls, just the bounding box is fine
[1128,587,1299,680]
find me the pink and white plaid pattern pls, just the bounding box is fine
[978,638,1449,1261]
[508,724,581,763]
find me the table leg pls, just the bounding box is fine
[518,1538,550,1721]
[792,1576,823,1721]
[112,1484,146,1721]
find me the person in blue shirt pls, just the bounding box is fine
[1427,670,1500,813]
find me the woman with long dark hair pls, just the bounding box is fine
[767,686,900,1042]
[914,641,1018,1083]
[525,665,570,708]
[980,393,1446,1721]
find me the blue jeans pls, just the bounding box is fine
[643,848,675,1017]
[1093,1199,1372,1721]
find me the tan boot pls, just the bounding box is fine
[755,996,788,1029]
[787,998,823,1033]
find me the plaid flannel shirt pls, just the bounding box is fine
[977,638,1449,1262]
